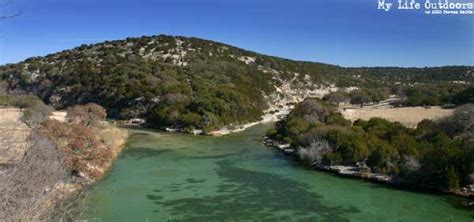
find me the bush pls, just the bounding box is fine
[21,101,54,128]
[39,119,111,179]
[349,90,372,106]
[14,95,44,109]
[67,103,107,127]
[326,113,352,127]
[438,104,474,142]
[323,91,348,105]
[297,140,333,166]
[399,155,421,177]
[452,86,474,105]
[0,133,69,221]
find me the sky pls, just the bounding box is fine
[0,0,473,67]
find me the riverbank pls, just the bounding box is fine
[208,105,292,136]
[0,106,129,221]
[265,137,474,200]
[43,118,129,220]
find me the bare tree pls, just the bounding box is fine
[67,103,107,127]
[0,0,22,20]
[0,133,70,221]
[297,139,333,166]
[22,102,55,128]
[399,155,421,176]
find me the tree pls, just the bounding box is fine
[399,155,421,177]
[326,112,352,127]
[452,86,474,105]
[445,166,460,190]
[0,133,69,221]
[21,101,54,128]
[297,140,333,166]
[290,99,331,123]
[323,91,348,106]
[438,104,474,142]
[350,90,372,107]
[67,103,107,127]
[366,139,398,173]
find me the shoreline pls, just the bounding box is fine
[316,165,474,199]
[52,127,130,220]
[47,124,129,220]
[265,140,474,200]
[0,106,130,221]
[207,105,292,136]
[49,125,129,220]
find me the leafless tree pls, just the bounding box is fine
[0,133,70,221]
[0,0,22,20]
[399,155,421,176]
[67,103,107,127]
[297,139,333,166]
[22,102,55,128]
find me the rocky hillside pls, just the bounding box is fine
[1,35,472,132]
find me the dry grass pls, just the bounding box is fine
[341,105,455,128]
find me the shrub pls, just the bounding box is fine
[21,101,54,128]
[0,133,69,221]
[67,103,107,127]
[438,104,474,142]
[39,120,112,179]
[297,140,333,166]
[452,86,474,105]
[326,113,352,127]
[350,90,372,106]
[14,95,44,109]
[323,91,348,105]
[399,155,421,177]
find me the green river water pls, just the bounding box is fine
[81,124,474,221]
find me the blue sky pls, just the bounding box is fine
[1,0,473,67]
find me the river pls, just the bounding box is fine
[80,124,474,221]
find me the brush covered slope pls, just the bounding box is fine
[1,35,473,132]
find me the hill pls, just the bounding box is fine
[1,35,473,132]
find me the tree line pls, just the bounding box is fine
[267,99,474,191]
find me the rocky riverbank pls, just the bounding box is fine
[264,136,474,200]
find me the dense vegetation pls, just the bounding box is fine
[392,84,472,107]
[267,99,474,191]
[0,35,472,131]
[322,84,473,107]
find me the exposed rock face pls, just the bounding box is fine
[0,108,31,166]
